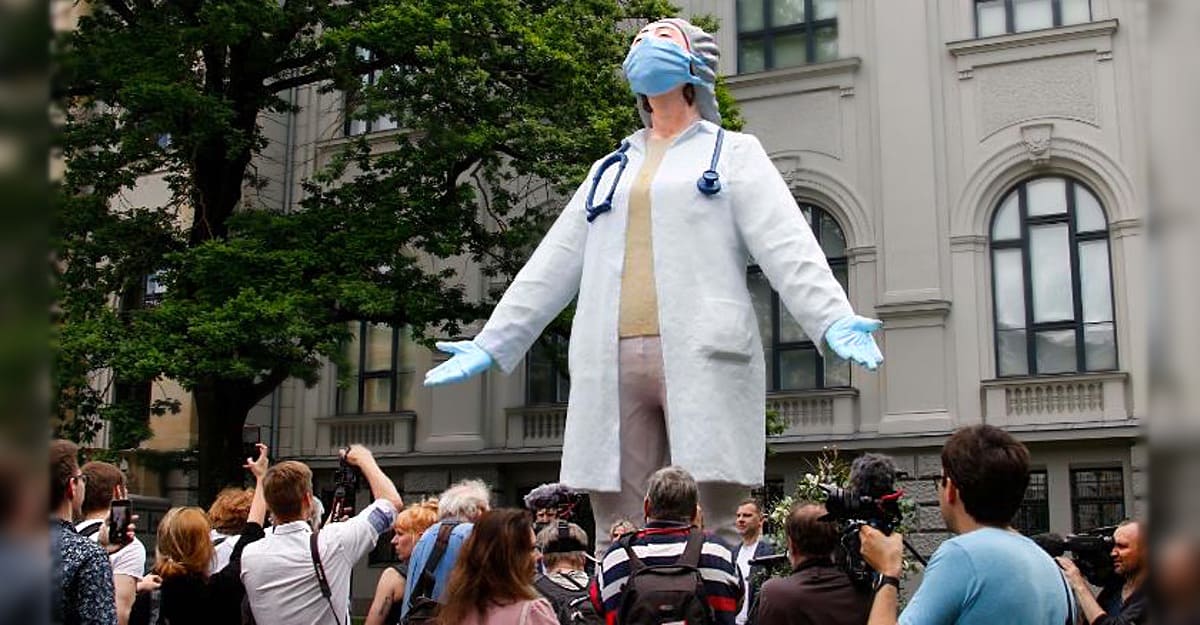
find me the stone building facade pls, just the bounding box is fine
[126,0,1146,611]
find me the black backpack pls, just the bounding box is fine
[534,573,603,625]
[401,521,459,625]
[616,528,715,625]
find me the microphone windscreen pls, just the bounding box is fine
[849,453,898,498]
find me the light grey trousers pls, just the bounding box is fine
[589,336,748,556]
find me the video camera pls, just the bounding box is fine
[1033,526,1117,587]
[819,453,921,589]
[330,451,361,521]
[820,483,908,589]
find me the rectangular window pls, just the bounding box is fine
[975,0,1092,37]
[337,322,413,414]
[344,48,398,137]
[737,0,838,73]
[526,335,569,404]
[1013,470,1049,535]
[1071,468,1125,532]
[750,205,850,391]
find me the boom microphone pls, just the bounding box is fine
[849,453,899,499]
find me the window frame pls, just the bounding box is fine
[974,0,1093,38]
[525,335,570,405]
[1069,467,1126,532]
[1012,469,1050,535]
[342,48,398,137]
[337,321,406,415]
[752,203,850,391]
[989,175,1118,377]
[737,0,838,73]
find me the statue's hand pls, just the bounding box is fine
[423,340,494,386]
[824,315,884,370]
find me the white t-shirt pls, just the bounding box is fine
[76,518,147,580]
[240,498,397,625]
[735,539,759,625]
[209,529,238,574]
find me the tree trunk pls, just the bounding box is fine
[193,384,257,506]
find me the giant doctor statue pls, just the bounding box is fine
[424,18,883,549]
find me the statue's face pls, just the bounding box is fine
[631,20,689,53]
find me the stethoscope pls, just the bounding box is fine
[585,128,725,223]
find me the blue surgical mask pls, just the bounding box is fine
[622,36,708,97]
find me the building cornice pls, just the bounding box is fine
[946,19,1119,57]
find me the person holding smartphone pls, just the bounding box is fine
[76,461,155,625]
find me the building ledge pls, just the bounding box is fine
[983,371,1130,426]
[726,57,861,89]
[946,19,1118,57]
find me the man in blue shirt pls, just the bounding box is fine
[400,478,491,618]
[859,425,1073,625]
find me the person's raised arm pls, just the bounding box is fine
[344,444,402,513]
[243,443,269,526]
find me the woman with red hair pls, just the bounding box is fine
[365,498,440,625]
[154,445,269,625]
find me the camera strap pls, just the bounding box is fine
[310,530,343,625]
[411,522,459,601]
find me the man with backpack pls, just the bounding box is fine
[535,522,601,624]
[589,466,742,625]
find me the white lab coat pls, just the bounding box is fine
[475,120,854,491]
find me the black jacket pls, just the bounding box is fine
[158,522,264,625]
[1091,583,1147,625]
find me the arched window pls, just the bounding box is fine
[748,204,849,390]
[990,176,1117,377]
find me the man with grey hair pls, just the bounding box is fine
[590,466,742,624]
[399,478,492,619]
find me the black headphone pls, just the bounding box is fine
[543,519,587,554]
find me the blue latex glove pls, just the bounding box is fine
[423,340,494,386]
[824,315,884,371]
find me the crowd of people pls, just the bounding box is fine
[51,425,1157,625]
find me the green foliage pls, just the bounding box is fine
[52,0,744,498]
[766,447,919,575]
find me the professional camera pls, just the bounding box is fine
[818,453,917,589]
[1033,526,1117,587]
[330,452,361,521]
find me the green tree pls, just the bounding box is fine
[53,0,742,503]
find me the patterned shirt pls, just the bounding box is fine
[52,518,117,625]
[589,521,742,625]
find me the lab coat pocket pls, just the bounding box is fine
[695,298,754,362]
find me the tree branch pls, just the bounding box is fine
[250,367,291,404]
[101,0,136,24]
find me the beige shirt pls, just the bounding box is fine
[619,136,671,337]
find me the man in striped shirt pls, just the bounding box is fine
[589,466,743,625]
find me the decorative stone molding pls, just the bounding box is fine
[958,68,974,81]
[874,299,952,320]
[316,412,416,455]
[769,152,874,249]
[505,404,567,448]
[952,136,1140,237]
[946,19,1118,57]
[767,388,858,437]
[1021,123,1054,166]
[982,372,1129,425]
[726,57,861,100]
[1097,50,1113,62]
[949,234,989,253]
[839,86,855,98]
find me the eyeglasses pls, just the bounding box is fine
[72,473,87,484]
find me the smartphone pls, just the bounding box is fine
[109,499,132,546]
